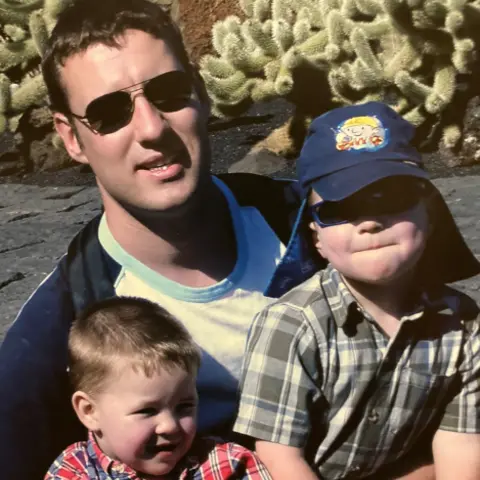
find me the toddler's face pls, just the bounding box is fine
[309,178,430,286]
[91,364,197,477]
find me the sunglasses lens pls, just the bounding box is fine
[144,70,192,112]
[313,179,427,226]
[85,92,133,134]
[314,202,350,226]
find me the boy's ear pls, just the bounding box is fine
[72,391,101,432]
[53,113,89,165]
[309,221,326,257]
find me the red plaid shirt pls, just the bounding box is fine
[45,432,271,479]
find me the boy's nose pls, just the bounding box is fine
[358,219,384,234]
[155,411,180,436]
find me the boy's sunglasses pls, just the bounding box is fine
[68,70,193,135]
[310,179,428,227]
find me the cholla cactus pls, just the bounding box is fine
[200,0,480,150]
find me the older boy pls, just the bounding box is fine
[45,296,271,479]
[234,102,480,479]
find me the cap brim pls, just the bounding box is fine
[310,159,430,201]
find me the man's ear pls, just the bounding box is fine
[72,390,101,432]
[53,113,89,165]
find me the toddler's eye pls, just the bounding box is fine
[135,407,158,417]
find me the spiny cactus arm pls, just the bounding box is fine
[4,24,27,42]
[383,41,421,80]
[253,0,272,22]
[324,10,349,61]
[200,55,237,79]
[354,0,384,16]
[251,78,278,101]
[0,8,29,26]
[0,38,38,72]
[452,38,475,74]
[297,29,329,57]
[0,73,10,113]
[403,104,428,125]
[349,58,382,89]
[0,113,6,132]
[442,123,462,148]
[394,70,433,104]
[201,70,249,101]
[29,10,49,57]
[242,19,279,56]
[10,74,47,113]
[240,0,256,17]
[223,34,273,73]
[328,66,357,104]
[272,18,294,52]
[350,28,384,79]
[272,0,294,22]
[212,16,242,56]
[425,63,455,114]
[8,112,21,132]
[356,18,391,38]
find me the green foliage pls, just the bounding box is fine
[200,0,480,149]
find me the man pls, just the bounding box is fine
[0,1,315,478]
[0,1,442,479]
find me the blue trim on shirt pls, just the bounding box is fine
[98,176,248,303]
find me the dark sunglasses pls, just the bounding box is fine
[69,70,193,135]
[310,178,429,227]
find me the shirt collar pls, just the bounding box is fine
[88,432,138,479]
[321,265,454,328]
[86,432,205,480]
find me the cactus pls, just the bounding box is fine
[200,0,480,151]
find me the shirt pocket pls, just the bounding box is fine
[386,367,456,447]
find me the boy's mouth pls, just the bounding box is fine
[145,442,178,455]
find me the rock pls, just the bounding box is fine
[29,132,73,172]
[229,148,290,176]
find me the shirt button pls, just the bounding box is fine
[351,465,361,472]
[367,409,379,423]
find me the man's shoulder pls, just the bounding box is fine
[2,259,73,351]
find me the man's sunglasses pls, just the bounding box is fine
[69,70,193,135]
[310,178,429,227]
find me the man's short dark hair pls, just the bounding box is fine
[42,0,206,115]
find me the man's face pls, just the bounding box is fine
[309,180,430,285]
[54,29,211,217]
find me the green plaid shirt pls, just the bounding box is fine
[234,265,480,479]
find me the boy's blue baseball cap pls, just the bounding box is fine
[297,101,430,200]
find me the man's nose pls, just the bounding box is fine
[154,411,180,436]
[132,95,169,144]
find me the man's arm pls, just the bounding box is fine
[255,441,319,480]
[0,267,85,479]
[432,431,480,480]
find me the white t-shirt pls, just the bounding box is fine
[98,177,286,432]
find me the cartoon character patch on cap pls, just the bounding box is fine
[335,115,388,152]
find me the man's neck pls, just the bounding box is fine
[342,271,418,337]
[102,181,237,288]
